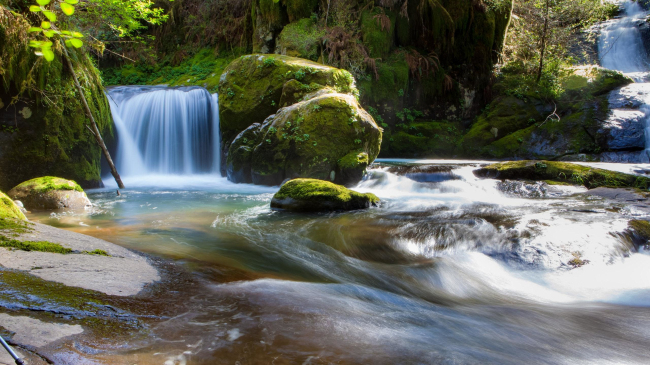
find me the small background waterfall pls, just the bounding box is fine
[599,0,650,160]
[106,86,220,178]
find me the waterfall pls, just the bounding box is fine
[106,86,220,177]
[598,0,650,161]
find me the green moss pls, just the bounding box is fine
[218,54,358,145]
[102,48,244,93]
[275,178,379,202]
[628,220,650,241]
[0,217,31,234]
[276,18,324,61]
[360,8,396,59]
[338,151,369,170]
[475,160,650,189]
[83,249,109,256]
[0,235,73,254]
[11,176,83,193]
[0,11,113,191]
[0,192,26,220]
[358,53,409,105]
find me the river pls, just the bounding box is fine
[22,0,650,363]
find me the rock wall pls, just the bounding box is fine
[0,8,113,191]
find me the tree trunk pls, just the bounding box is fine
[61,45,125,189]
[536,0,550,83]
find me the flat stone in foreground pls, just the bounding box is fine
[0,222,159,296]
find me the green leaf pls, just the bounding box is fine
[60,2,74,15]
[61,30,71,35]
[43,30,55,38]
[29,5,41,12]
[72,31,83,38]
[36,0,50,5]
[28,27,43,32]
[41,21,51,29]
[68,38,83,48]
[64,0,79,4]
[43,10,56,21]
[42,48,55,62]
[29,40,43,48]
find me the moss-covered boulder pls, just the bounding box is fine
[8,177,92,210]
[218,54,357,151]
[275,18,324,61]
[474,161,650,189]
[227,92,382,186]
[0,10,113,191]
[0,191,26,220]
[270,178,379,212]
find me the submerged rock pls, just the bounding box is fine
[474,160,650,189]
[0,190,26,220]
[270,178,379,212]
[8,176,92,210]
[227,92,382,186]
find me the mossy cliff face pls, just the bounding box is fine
[0,190,26,220]
[8,176,92,210]
[218,54,357,171]
[0,9,113,191]
[459,66,633,159]
[270,178,379,212]
[227,92,382,186]
[474,160,650,189]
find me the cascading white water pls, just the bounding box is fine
[599,0,650,159]
[106,86,220,177]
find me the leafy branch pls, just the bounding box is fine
[27,0,82,61]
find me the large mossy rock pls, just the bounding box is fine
[8,177,92,210]
[459,66,634,159]
[270,178,379,212]
[218,54,357,149]
[474,161,650,189]
[227,92,382,186]
[0,191,26,220]
[0,10,113,191]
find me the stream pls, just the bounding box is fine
[26,160,650,364]
[19,0,650,363]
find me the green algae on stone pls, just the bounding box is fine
[0,191,26,220]
[474,160,650,189]
[218,54,358,146]
[271,178,379,212]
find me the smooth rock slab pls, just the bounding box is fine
[0,222,159,296]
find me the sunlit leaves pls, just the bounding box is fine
[60,2,74,15]
[66,38,83,48]
[27,0,84,62]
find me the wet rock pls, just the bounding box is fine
[474,160,650,189]
[601,83,649,152]
[270,178,379,212]
[7,176,92,210]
